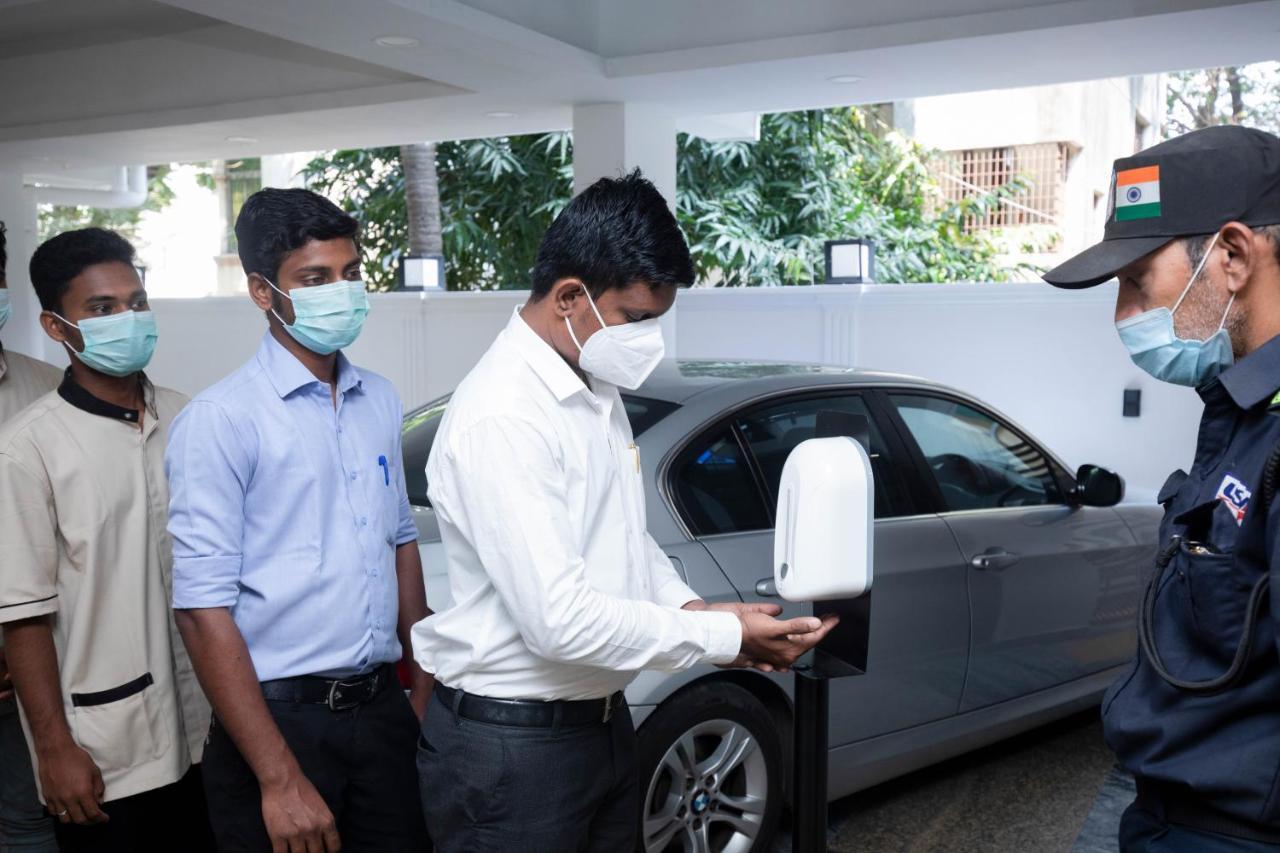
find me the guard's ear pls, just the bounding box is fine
[1218,221,1258,296]
[247,272,274,312]
[550,278,587,318]
[39,310,79,350]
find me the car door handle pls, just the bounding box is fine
[970,548,1020,571]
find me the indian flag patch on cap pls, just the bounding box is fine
[1114,165,1161,221]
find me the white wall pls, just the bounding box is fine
[15,284,1196,503]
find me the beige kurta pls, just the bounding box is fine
[0,347,62,423]
[0,379,209,803]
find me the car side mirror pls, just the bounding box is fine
[773,437,874,601]
[1074,464,1124,507]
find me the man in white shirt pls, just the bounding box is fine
[413,171,837,852]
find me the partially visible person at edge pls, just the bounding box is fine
[1044,124,1280,852]
[167,188,432,853]
[0,220,60,853]
[413,170,839,853]
[0,227,213,853]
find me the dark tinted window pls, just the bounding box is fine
[401,398,449,506]
[735,394,907,519]
[400,394,678,508]
[891,394,1062,511]
[672,428,771,536]
[620,395,679,437]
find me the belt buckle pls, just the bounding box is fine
[327,678,363,712]
[602,693,614,723]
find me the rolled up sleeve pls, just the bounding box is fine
[442,416,741,670]
[166,401,250,610]
[393,416,418,546]
[0,451,60,624]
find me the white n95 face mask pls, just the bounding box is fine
[565,287,665,390]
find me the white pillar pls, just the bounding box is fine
[571,103,682,353]
[572,103,677,208]
[0,170,48,361]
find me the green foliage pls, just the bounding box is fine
[303,107,1015,289]
[677,108,1014,285]
[302,133,573,291]
[37,166,177,244]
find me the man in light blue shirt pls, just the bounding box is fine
[167,188,431,853]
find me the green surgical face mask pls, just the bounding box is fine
[52,309,158,377]
[265,277,370,355]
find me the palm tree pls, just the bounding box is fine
[400,142,444,283]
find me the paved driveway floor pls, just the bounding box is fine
[771,710,1120,853]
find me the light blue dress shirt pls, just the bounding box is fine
[166,332,418,681]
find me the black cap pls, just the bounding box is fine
[1044,125,1280,289]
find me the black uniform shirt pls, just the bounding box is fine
[1104,333,1280,826]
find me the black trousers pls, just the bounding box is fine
[53,765,215,853]
[417,688,639,853]
[202,680,428,853]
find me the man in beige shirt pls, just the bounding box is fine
[0,228,212,853]
[0,221,61,853]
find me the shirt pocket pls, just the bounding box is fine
[70,673,171,774]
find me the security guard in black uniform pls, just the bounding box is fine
[1045,124,1280,851]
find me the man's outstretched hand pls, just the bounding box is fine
[683,600,839,672]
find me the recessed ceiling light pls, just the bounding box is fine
[374,35,420,47]
[827,74,864,84]
[225,135,258,144]
[485,111,517,118]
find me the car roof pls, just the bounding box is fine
[636,359,950,404]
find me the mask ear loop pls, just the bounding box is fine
[1171,231,1221,316]
[261,276,295,329]
[564,283,605,353]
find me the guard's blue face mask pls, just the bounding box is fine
[1116,232,1235,388]
[51,309,158,377]
[265,277,369,355]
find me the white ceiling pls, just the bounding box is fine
[1,0,1277,173]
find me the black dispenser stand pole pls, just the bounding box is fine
[792,669,830,853]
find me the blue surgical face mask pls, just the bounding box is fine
[52,309,158,377]
[1116,233,1235,388]
[0,290,10,332]
[265,278,369,355]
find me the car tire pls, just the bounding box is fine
[636,681,784,853]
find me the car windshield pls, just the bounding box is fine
[401,393,679,506]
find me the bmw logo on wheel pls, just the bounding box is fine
[1126,186,1142,203]
[692,792,710,814]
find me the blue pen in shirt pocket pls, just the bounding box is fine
[378,454,389,485]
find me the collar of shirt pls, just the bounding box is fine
[256,331,363,400]
[504,306,609,410]
[57,368,151,425]
[1208,333,1280,411]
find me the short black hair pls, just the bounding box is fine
[531,169,694,297]
[1,221,8,279]
[235,188,359,282]
[29,227,136,313]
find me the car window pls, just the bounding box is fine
[735,394,907,519]
[890,394,1062,511]
[400,393,679,508]
[401,398,449,507]
[620,395,680,437]
[671,428,771,537]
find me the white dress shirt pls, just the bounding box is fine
[412,308,742,701]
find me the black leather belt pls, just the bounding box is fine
[1135,778,1280,844]
[434,683,624,728]
[260,664,394,712]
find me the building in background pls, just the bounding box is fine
[890,75,1165,273]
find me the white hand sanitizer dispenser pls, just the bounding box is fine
[773,436,874,602]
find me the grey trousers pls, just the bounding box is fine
[417,689,639,853]
[0,697,56,853]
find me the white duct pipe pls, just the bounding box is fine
[31,165,148,209]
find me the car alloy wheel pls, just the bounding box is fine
[643,718,769,853]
